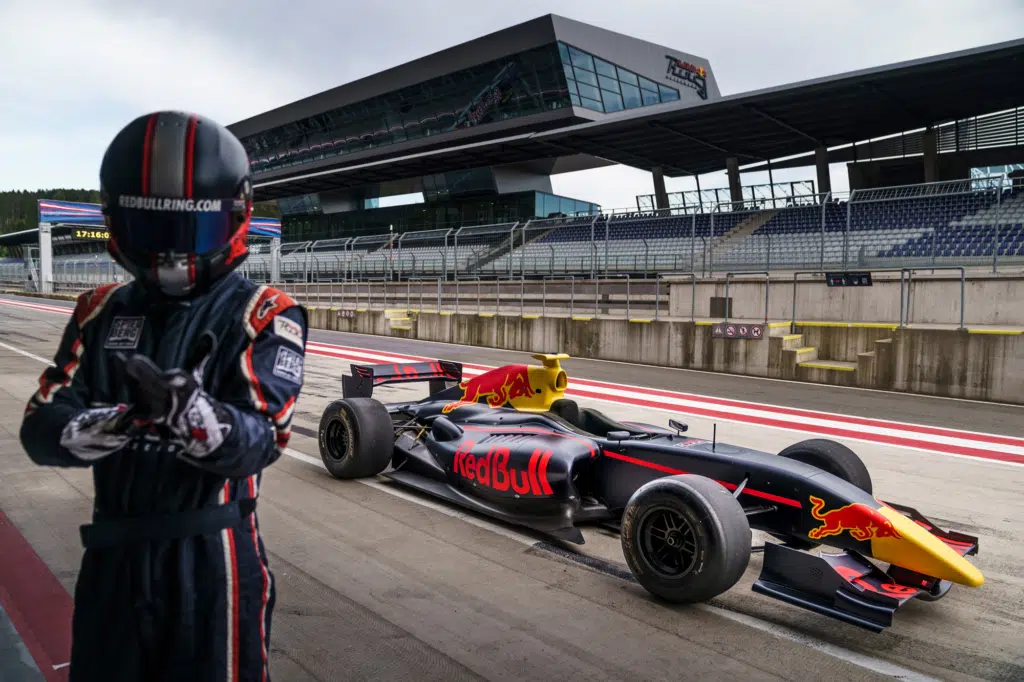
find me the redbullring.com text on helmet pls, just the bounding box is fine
[118,195,223,212]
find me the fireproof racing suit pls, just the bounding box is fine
[19,271,308,682]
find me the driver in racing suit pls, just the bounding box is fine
[19,111,307,682]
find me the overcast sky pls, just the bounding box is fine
[1,0,1021,211]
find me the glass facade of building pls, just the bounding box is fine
[558,41,679,113]
[243,41,680,175]
[242,43,572,175]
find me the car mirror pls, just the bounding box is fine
[669,419,689,433]
[607,430,631,442]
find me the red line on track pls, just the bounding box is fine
[0,511,71,682]
[306,345,1024,465]
[4,299,1022,463]
[307,341,1024,449]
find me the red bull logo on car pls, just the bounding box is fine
[452,441,554,496]
[808,496,903,542]
[442,365,535,414]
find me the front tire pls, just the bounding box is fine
[778,438,872,493]
[775,438,873,549]
[318,398,394,479]
[621,474,751,604]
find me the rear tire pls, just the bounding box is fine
[776,438,873,549]
[318,398,394,479]
[621,474,751,604]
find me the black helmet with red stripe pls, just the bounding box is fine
[99,111,254,299]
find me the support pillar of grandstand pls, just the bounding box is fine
[922,128,938,183]
[651,167,670,211]
[37,223,53,294]
[815,146,832,194]
[270,237,281,283]
[726,157,742,203]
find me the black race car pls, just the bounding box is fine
[316,353,984,632]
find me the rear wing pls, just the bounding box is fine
[341,360,463,399]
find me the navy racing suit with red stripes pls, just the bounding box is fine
[19,271,308,682]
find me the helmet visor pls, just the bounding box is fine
[109,196,248,255]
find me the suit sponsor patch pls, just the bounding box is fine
[104,316,145,349]
[273,315,304,349]
[272,346,304,384]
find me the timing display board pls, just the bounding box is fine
[72,228,110,241]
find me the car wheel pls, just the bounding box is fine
[777,438,872,493]
[774,438,873,549]
[318,398,394,479]
[621,474,752,604]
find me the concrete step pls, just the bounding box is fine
[782,344,817,365]
[798,359,857,372]
[384,308,412,319]
[797,359,858,387]
[781,333,804,350]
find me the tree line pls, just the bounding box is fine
[0,189,280,236]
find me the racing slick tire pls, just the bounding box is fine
[778,438,872,493]
[318,398,394,479]
[621,474,751,604]
[775,438,873,549]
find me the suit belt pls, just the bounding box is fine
[80,498,256,548]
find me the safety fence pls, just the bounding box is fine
[4,179,1022,297]
[243,177,1024,281]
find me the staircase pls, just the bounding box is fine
[713,210,779,257]
[772,324,896,388]
[465,224,549,275]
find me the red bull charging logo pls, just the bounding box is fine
[442,365,535,414]
[808,496,903,542]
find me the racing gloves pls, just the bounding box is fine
[59,331,235,462]
[59,405,133,461]
[118,344,235,459]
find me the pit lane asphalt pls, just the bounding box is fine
[1,295,1022,682]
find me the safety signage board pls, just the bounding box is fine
[711,323,765,340]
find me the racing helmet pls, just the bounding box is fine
[99,111,254,298]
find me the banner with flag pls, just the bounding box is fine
[250,217,281,238]
[37,199,106,226]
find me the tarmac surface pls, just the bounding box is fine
[0,293,1022,682]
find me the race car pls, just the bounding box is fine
[316,353,984,632]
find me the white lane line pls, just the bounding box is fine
[6,296,1021,453]
[0,336,958,681]
[0,341,54,366]
[707,607,941,682]
[305,343,1024,467]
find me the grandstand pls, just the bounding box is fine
[223,176,1024,283]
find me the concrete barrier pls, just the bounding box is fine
[7,287,1020,404]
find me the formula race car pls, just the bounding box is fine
[316,353,984,632]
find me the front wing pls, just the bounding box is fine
[752,502,980,632]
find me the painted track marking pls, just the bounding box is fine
[4,296,1022,466]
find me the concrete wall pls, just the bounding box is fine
[666,272,1023,326]
[305,307,1024,405]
